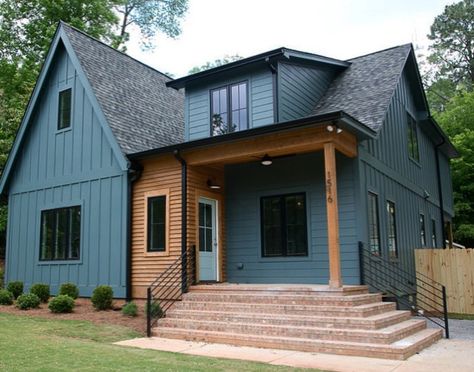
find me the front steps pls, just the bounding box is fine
[152,284,442,360]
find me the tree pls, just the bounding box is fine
[188,55,243,74]
[112,0,189,50]
[427,0,474,90]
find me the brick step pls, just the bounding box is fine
[173,300,396,317]
[152,326,442,360]
[189,284,369,296]
[183,292,381,306]
[157,318,426,344]
[165,309,412,330]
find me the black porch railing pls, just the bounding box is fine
[146,246,196,337]
[359,242,449,338]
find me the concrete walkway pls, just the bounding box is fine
[115,337,474,371]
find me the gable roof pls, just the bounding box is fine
[312,44,412,132]
[61,23,184,154]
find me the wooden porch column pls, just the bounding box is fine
[324,142,342,288]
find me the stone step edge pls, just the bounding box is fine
[189,284,369,295]
[184,293,380,300]
[152,327,442,360]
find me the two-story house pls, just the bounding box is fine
[0,22,457,359]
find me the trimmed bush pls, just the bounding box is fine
[30,283,50,303]
[0,289,13,305]
[16,293,40,310]
[146,301,163,318]
[91,285,113,310]
[59,282,79,299]
[48,295,75,313]
[7,281,23,299]
[0,267,4,288]
[121,301,138,317]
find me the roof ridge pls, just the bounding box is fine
[347,43,412,61]
[59,20,174,81]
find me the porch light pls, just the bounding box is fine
[207,179,221,190]
[261,154,273,166]
[326,124,343,134]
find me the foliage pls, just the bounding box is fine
[121,301,138,317]
[0,289,13,305]
[435,91,474,246]
[59,282,79,299]
[189,55,243,74]
[6,281,23,299]
[146,301,163,318]
[113,0,189,50]
[30,283,50,303]
[91,285,113,310]
[16,293,40,310]
[427,0,474,90]
[0,266,4,288]
[48,295,75,313]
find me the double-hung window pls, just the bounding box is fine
[147,195,167,252]
[261,193,308,257]
[40,206,81,261]
[407,113,419,162]
[211,82,247,136]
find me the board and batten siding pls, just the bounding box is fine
[185,67,274,141]
[5,45,128,297]
[278,62,336,122]
[225,152,359,284]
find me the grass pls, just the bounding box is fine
[0,313,315,371]
[449,313,474,320]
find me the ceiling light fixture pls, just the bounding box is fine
[207,179,221,190]
[261,154,273,166]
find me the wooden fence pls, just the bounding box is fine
[415,249,474,315]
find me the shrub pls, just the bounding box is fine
[7,281,23,299]
[0,289,13,305]
[91,285,113,310]
[59,282,79,300]
[146,301,163,318]
[16,293,40,310]
[122,301,138,317]
[30,283,50,303]
[48,295,75,313]
[0,267,4,288]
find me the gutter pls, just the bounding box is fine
[126,162,143,301]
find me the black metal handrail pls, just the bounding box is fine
[146,246,196,337]
[359,242,449,338]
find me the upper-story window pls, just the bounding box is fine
[211,81,248,136]
[58,88,72,130]
[407,113,419,162]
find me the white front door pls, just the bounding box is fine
[198,197,218,281]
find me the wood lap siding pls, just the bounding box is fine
[131,155,225,298]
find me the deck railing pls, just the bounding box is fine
[359,242,449,338]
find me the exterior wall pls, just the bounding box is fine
[185,67,274,140]
[5,45,128,297]
[278,62,336,122]
[225,152,359,284]
[131,154,225,297]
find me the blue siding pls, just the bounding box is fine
[278,62,336,122]
[186,67,274,140]
[225,152,359,284]
[5,45,128,297]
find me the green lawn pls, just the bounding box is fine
[0,313,315,371]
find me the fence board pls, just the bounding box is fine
[415,249,474,314]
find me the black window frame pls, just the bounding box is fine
[57,87,72,130]
[368,192,381,256]
[39,206,81,261]
[407,113,420,162]
[147,195,167,252]
[431,219,437,247]
[210,81,248,136]
[260,192,308,258]
[420,213,427,247]
[386,200,398,260]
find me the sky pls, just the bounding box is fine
[126,0,454,78]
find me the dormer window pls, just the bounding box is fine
[407,113,419,162]
[211,82,248,136]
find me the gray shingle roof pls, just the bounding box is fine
[62,23,184,155]
[312,44,412,132]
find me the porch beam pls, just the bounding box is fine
[324,142,342,288]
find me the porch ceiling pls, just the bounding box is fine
[182,123,357,166]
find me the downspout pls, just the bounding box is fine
[173,150,188,291]
[266,57,279,123]
[126,162,143,301]
[434,138,446,248]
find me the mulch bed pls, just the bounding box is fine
[0,298,147,335]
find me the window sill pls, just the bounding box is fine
[56,127,72,135]
[37,259,82,266]
[143,250,170,257]
[408,156,421,168]
[258,255,312,263]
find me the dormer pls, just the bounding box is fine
[167,48,349,141]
